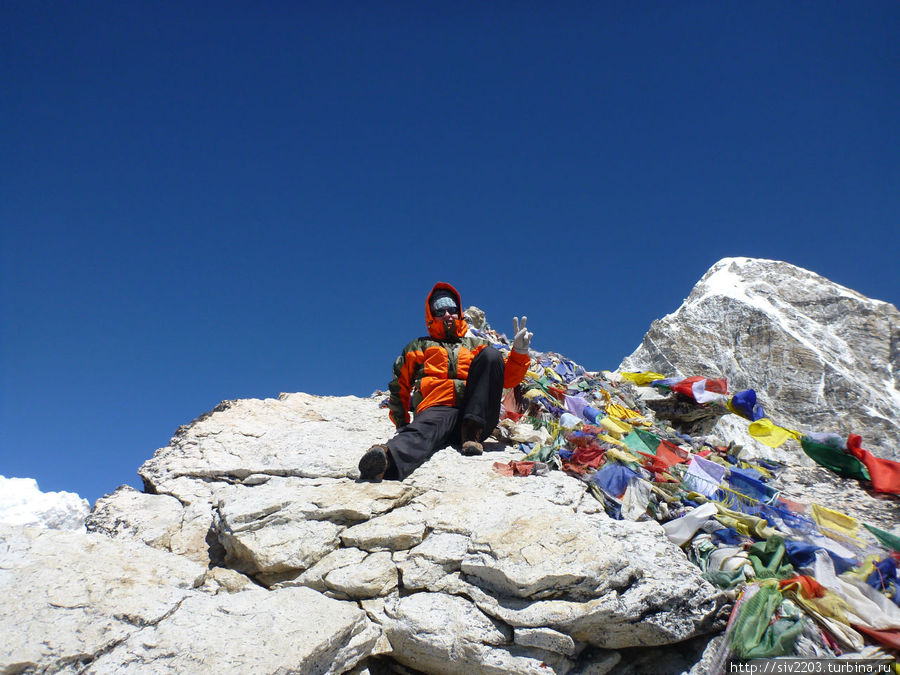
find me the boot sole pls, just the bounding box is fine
[359,446,389,480]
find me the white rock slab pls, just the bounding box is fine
[87,486,185,551]
[340,508,427,551]
[86,586,380,675]
[139,394,395,501]
[0,525,381,674]
[105,391,727,668]
[213,477,418,581]
[0,525,205,673]
[285,546,368,592]
[408,531,470,565]
[324,551,398,599]
[514,627,578,657]
[87,487,222,565]
[218,509,341,578]
[384,592,573,675]
[409,445,587,508]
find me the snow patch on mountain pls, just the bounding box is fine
[0,475,91,530]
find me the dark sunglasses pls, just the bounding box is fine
[433,307,459,317]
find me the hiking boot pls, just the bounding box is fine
[359,444,389,481]
[460,419,484,456]
[461,440,483,456]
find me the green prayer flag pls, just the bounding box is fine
[800,436,870,481]
[623,428,660,455]
[729,584,804,659]
[864,523,900,553]
[748,536,794,580]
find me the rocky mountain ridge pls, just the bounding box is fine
[3,257,898,674]
[620,257,900,462]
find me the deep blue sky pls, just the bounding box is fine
[2,2,898,505]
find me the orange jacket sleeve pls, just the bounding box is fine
[503,349,531,389]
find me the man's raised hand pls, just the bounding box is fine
[512,316,533,354]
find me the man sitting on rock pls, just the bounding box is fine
[358,282,533,481]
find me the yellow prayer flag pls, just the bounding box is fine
[598,434,627,449]
[845,556,878,582]
[811,503,859,538]
[606,403,652,427]
[544,367,563,383]
[747,418,801,448]
[598,416,633,439]
[620,371,665,386]
[605,445,640,463]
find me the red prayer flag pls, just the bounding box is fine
[853,625,900,650]
[846,434,900,495]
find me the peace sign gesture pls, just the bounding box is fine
[512,316,533,354]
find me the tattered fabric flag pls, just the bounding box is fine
[749,537,795,580]
[663,501,719,547]
[564,394,588,419]
[810,503,859,539]
[845,434,900,495]
[591,462,639,499]
[492,461,549,477]
[727,467,778,504]
[728,389,766,421]
[638,440,687,475]
[620,371,665,386]
[623,428,662,455]
[554,359,582,381]
[500,388,522,421]
[800,436,870,481]
[660,437,690,460]
[597,416,632,438]
[727,583,804,659]
[571,441,605,468]
[783,540,855,574]
[669,376,729,403]
[814,549,900,632]
[747,418,802,448]
[865,557,898,595]
[558,413,582,429]
[621,477,653,521]
[606,403,651,426]
[853,625,900,651]
[684,455,727,497]
[864,523,900,554]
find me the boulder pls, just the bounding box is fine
[0,525,380,674]
[383,592,574,675]
[139,394,395,502]
[86,586,380,675]
[0,525,204,673]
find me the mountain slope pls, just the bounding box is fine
[620,257,900,460]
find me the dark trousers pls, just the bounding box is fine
[385,346,506,480]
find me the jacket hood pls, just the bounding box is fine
[426,282,468,340]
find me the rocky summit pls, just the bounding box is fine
[620,257,900,462]
[2,257,899,675]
